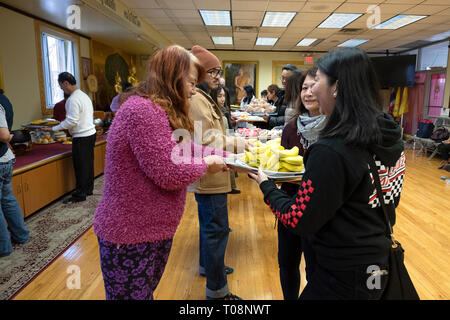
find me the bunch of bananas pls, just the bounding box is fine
[242,138,304,172]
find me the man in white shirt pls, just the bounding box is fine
[43,72,97,204]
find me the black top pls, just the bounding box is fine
[0,91,14,158]
[260,113,405,269]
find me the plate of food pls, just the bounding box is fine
[226,139,304,181]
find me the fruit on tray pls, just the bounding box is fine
[242,138,303,172]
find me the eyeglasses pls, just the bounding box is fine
[207,69,223,78]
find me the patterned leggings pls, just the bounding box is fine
[97,237,173,300]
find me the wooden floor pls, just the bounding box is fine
[12,149,450,300]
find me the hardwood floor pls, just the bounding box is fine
[12,149,450,300]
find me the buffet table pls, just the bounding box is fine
[12,135,107,218]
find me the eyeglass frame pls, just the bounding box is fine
[207,68,223,78]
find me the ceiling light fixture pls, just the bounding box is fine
[371,15,427,30]
[337,39,370,47]
[262,12,297,27]
[297,38,318,46]
[199,10,231,26]
[317,13,362,29]
[211,36,233,45]
[255,37,278,46]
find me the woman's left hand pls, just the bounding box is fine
[248,165,269,185]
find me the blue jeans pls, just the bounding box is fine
[195,193,230,298]
[0,160,29,257]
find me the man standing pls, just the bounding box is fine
[0,89,29,257]
[45,72,96,204]
[189,45,247,300]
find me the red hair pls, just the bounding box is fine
[120,45,205,132]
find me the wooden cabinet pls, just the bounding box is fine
[56,156,76,196]
[13,162,60,217]
[94,143,106,177]
[12,141,106,218]
[11,175,25,216]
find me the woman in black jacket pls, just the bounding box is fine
[250,48,405,300]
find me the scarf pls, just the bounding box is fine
[297,113,327,149]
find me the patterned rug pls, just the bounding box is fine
[0,175,104,300]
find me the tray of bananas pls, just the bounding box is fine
[226,138,304,181]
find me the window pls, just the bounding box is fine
[419,41,448,70]
[41,32,76,108]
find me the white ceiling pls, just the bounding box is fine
[123,0,450,53]
[1,0,449,54]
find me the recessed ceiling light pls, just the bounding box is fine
[371,15,427,30]
[317,13,362,29]
[255,37,278,46]
[297,38,318,46]
[337,39,370,47]
[211,36,233,45]
[262,12,297,27]
[199,10,231,26]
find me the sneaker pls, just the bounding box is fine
[200,266,234,277]
[63,197,86,204]
[207,293,242,300]
[229,189,241,194]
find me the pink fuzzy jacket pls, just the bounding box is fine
[93,96,225,244]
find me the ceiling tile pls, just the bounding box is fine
[403,5,450,15]
[415,15,450,24]
[193,0,231,10]
[334,3,375,13]
[265,1,306,11]
[206,26,233,33]
[421,0,450,4]
[159,0,196,10]
[169,10,201,19]
[301,2,342,13]
[436,8,450,15]
[152,24,181,31]
[231,1,268,11]
[232,11,265,20]
[123,0,161,8]
[377,4,417,14]
[383,0,425,4]
[179,25,207,32]
[172,17,204,25]
[233,19,262,27]
[292,12,330,22]
[234,32,258,40]
[138,9,168,18]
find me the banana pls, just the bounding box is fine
[278,146,299,159]
[282,155,303,165]
[280,162,303,172]
[278,167,290,172]
[265,153,280,171]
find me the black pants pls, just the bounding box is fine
[277,222,315,300]
[71,134,96,200]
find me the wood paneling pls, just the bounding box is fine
[12,150,450,300]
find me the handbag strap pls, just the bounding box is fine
[367,155,398,248]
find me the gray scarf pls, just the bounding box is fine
[297,113,327,148]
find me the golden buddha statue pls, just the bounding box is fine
[114,72,122,94]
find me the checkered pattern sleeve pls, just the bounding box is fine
[259,145,349,236]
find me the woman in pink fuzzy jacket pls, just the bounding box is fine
[93,45,229,300]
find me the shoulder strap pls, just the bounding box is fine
[367,155,398,248]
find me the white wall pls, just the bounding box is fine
[0,7,42,130]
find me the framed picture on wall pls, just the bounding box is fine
[82,57,92,80]
[223,61,258,106]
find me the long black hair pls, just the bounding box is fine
[289,67,318,129]
[242,84,255,104]
[317,47,383,147]
[284,69,303,107]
